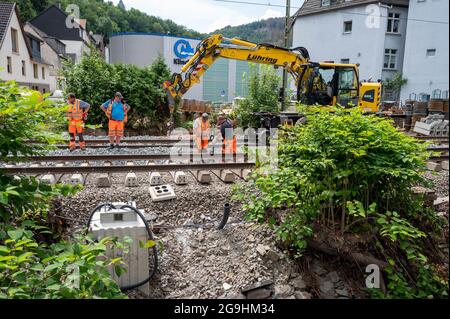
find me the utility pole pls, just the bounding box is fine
[281,0,291,111]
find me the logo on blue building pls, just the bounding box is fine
[174,39,195,59]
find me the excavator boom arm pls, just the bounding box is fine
[163,34,381,113]
[163,34,310,105]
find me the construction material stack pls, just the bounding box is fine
[413,114,449,137]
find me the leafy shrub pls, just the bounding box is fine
[0,223,127,299]
[0,81,78,223]
[234,105,448,298]
[233,64,281,128]
[0,80,127,299]
[0,80,64,161]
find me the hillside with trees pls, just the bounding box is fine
[212,17,290,47]
[6,0,205,38]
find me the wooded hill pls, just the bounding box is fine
[212,17,291,47]
[6,0,205,39]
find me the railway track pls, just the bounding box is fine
[1,162,255,175]
[35,142,262,149]
[7,153,248,163]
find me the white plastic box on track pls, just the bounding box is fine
[170,171,188,185]
[69,174,84,185]
[125,173,139,187]
[149,172,162,186]
[149,185,177,202]
[40,175,56,185]
[214,170,235,183]
[97,174,111,187]
[442,161,449,171]
[89,202,149,295]
[191,170,212,184]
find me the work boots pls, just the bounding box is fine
[69,141,76,152]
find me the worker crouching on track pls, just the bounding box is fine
[217,116,237,157]
[66,93,90,151]
[193,113,211,153]
[101,92,131,149]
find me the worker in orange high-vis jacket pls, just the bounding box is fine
[193,113,211,152]
[66,93,90,151]
[101,92,131,149]
[217,116,237,155]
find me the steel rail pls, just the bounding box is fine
[34,141,263,149]
[8,153,248,163]
[427,146,449,152]
[1,162,256,175]
[429,155,449,162]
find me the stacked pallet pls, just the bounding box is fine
[180,99,212,113]
[428,99,444,113]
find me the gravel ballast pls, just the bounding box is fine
[58,173,310,299]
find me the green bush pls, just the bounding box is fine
[0,222,127,299]
[233,64,281,128]
[234,105,448,298]
[0,80,128,299]
[0,81,64,161]
[61,51,171,133]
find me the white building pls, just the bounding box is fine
[292,0,409,83]
[0,2,56,93]
[24,23,68,93]
[400,0,449,101]
[292,0,449,102]
[29,5,95,64]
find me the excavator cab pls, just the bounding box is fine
[298,63,379,111]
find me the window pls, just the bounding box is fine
[33,63,38,79]
[11,28,19,53]
[30,38,41,58]
[426,49,436,57]
[341,58,350,64]
[343,21,352,33]
[387,13,400,33]
[362,89,375,103]
[7,56,12,73]
[21,60,26,76]
[321,0,330,6]
[384,49,397,69]
[42,67,45,80]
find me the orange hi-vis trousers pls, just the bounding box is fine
[68,120,85,150]
[195,137,209,150]
[109,120,124,137]
[222,136,237,154]
[194,119,210,151]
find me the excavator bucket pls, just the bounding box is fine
[162,81,176,114]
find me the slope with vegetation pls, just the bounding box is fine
[234,106,449,298]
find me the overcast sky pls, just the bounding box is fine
[111,0,305,33]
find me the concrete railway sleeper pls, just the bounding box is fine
[1,162,255,187]
[8,153,248,163]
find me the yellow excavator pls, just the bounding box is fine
[163,34,381,115]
